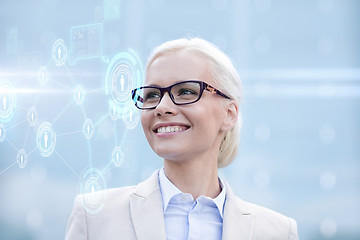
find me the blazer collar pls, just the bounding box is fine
[129,170,166,240]
[222,181,255,240]
[129,170,255,240]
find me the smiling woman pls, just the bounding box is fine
[65,38,299,240]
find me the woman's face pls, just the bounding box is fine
[141,49,231,163]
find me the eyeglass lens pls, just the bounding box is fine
[135,81,201,109]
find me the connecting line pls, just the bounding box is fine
[94,114,108,127]
[57,130,82,137]
[101,162,112,175]
[46,59,52,67]
[120,128,129,147]
[87,87,106,94]
[86,140,93,169]
[15,106,28,111]
[0,162,17,175]
[5,138,18,152]
[114,121,118,145]
[27,146,37,157]
[54,150,81,180]
[52,79,73,90]
[52,99,73,125]
[6,119,27,131]
[65,65,76,86]
[22,125,30,149]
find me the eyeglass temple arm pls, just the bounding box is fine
[205,85,231,99]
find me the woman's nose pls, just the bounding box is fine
[154,92,177,116]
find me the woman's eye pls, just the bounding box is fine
[145,91,160,101]
[178,88,197,95]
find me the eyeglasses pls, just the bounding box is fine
[131,80,231,110]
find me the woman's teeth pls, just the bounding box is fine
[157,126,186,133]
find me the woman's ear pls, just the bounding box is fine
[221,101,239,132]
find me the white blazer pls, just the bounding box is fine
[65,170,298,240]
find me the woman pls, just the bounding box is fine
[66,38,298,240]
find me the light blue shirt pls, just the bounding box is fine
[159,168,226,240]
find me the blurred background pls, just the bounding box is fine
[0,0,359,239]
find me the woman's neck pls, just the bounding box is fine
[163,154,220,200]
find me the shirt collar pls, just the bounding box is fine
[158,167,227,218]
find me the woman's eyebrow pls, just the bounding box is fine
[145,83,161,87]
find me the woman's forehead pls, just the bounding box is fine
[146,50,213,85]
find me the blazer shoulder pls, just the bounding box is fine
[240,198,291,221]
[229,195,298,240]
[103,186,136,204]
[66,185,139,240]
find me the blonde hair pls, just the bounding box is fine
[146,38,242,167]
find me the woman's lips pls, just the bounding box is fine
[156,126,187,133]
[152,123,190,134]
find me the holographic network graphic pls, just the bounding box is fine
[0,32,144,214]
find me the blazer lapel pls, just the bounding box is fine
[222,182,255,240]
[130,170,166,240]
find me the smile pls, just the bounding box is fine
[156,126,187,133]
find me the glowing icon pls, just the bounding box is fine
[112,65,132,102]
[129,111,133,122]
[17,149,28,168]
[111,146,124,167]
[91,184,95,196]
[73,85,85,105]
[36,122,56,157]
[80,167,106,214]
[0,123,6,142]
[58,46,62,59]
[120,74,125,92]
[2,95,7,110]
[82,118,95,139]
[85,177,100,206]
[44,131,48,148]
[108,100,120,121]
[0,80,16,123]
[52,39,68,67]
[37,66,50,86]
[105,50,144,104]
[27,106,38,127]
[122,103,139,129]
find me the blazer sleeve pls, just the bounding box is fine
[65,195,88,240]
[288,217,299,240]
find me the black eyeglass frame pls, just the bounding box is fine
[131,80,231,110]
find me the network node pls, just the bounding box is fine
[36,122,56,157]
[27,106,38,127]
[37,66,50,86]
[73,85,85,105]
[111,146,124,167]
[105,50,144,104]
[80,167,106,214]
[122,103,139,129]
[82,118,95,139]
[0,80,16,123]
[0,123,6,142]
[108,100,120,121]
[17,149,28,168]
[52,39,68,67]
